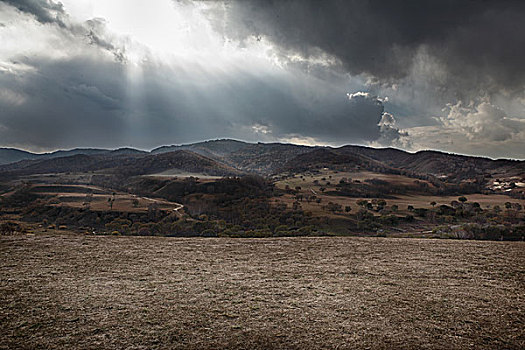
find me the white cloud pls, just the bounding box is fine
[404,101,525,159]
[251,123,271,134]
[440,101,525,142]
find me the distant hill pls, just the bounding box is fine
[279,148,385,173]
[40,148,110,160]
[152,140,524,181]
[153,139,249,158]
[0,148,40,165]
[0,150,242,177]
[1,139,523,185]
[153,140,313,174]
[109,148,148,156]
[337,146,525,181]
[0,147,144,166]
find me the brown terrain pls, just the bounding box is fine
[1,140,524,349]
[1,232,523,349]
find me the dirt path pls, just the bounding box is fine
[1,234,523,349]
[139,196,184,214]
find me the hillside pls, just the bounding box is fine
[0,150,242,178]
[153,140,313,174]
[338,146,525,181]
[150,140,525,180]
[280,148,384,173]
[0,147,145,166]
[1,140,524,187]
[0,148,40,165]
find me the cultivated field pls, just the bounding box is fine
[1,233,523,349]
[21,184,182,213]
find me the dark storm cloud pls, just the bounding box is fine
[0,57,127,150]
[0,0,403,150]
[1,0,65,25]
[0,52,398,150]
[1,0,523,157]
[211,0,525,93]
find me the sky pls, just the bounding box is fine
[0,0,524,159]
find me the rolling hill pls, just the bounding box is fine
[0,150,242,178]
[1,140,523,189]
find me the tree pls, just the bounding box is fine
[376,199,387,211]
[430,201,436,207]
[356,200,368,208]
[458,196,468,203]
[326,202,342,213]
[345,206,352,213]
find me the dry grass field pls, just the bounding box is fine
[274,169,525,217]
[21,184,182,213]
[1,233,524,349]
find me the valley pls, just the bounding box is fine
[0,139,524,240]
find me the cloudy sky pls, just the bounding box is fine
[1,0,524,158]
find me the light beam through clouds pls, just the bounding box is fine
[0,0,524,158]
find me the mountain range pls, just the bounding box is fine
[0,140,523,184]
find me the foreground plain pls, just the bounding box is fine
[1,234,524,349]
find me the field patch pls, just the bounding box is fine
[1,234,523,349]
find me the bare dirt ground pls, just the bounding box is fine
[1,234,523,349]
